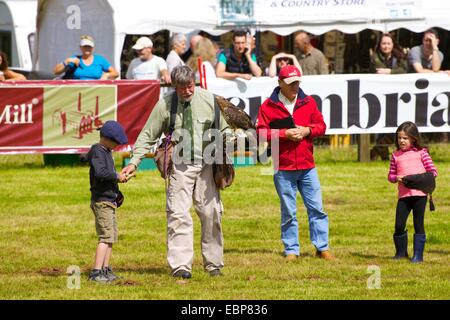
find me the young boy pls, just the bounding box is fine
[87,120,129,282]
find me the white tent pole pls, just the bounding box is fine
[115,32,126,77]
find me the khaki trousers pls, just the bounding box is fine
[166,162,224,274]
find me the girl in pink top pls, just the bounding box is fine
[388,121,437,263]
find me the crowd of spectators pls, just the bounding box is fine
[2,28,450,84]
[1,28,449,151]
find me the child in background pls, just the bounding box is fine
[88,121,129,282]
[388,121,437,263]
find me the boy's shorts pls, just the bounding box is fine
[91,201,118,244]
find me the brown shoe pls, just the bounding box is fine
[316,250,335,261]
[285,254,298,262]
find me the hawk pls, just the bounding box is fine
[215,95,255,130]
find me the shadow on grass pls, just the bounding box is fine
[224,248,319,259]
[349,252,389,260]
[113,265,168,275]
[351,249,450,260]
[224,248,277,254]
[38,265,168,277]
[1,163,46,170]
[428,249,450,255]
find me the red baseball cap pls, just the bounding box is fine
[278,65,302,84]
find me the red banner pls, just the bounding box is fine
[0,80,160,154]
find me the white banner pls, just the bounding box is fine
[218,0,424,26]
[207,73,450,134]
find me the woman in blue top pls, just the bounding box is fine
[54,35,119,80]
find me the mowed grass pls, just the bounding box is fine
[0,145,449,300]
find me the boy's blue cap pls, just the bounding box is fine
[99,121,128,145]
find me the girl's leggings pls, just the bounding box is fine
[395,196,427,235]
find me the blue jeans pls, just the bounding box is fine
[274,168,329,255]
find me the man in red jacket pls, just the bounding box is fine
[256,65,334,261]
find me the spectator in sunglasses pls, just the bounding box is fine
[268,52,302,78]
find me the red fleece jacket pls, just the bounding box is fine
[256,87,326,170]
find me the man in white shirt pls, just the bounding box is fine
[126,37,171,83]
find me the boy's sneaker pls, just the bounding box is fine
[88,269,109,283]
[103,266,121,281]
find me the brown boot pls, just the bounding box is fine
[285,254,298,262]
[316,250,335,261]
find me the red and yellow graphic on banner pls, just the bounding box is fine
[43,86,116,147]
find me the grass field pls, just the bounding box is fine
[0,145,449,300]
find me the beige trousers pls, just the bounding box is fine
[166,162,224,274]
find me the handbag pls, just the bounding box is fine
[212,96,235,190]
[62,55,81,79]
[154,136,175,179]
[154,93,178,179]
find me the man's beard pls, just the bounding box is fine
[180,95,193,103]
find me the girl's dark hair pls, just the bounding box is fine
[376,33,406,61]
[395,121,425,150]
[0,51,8,71]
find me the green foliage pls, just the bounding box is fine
[0,147,448,299]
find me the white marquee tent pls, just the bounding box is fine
[35,0,450,74]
